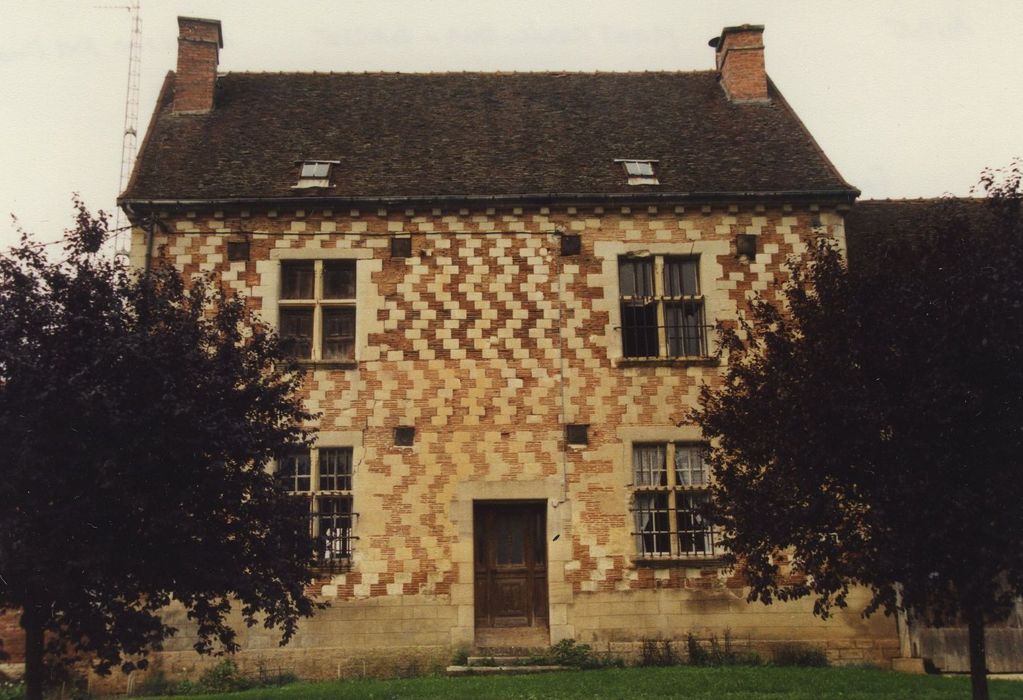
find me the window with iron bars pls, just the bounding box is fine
[279,260,356,362]
[618,255,709,358]
[631,443,718,559]
[277,447,356,570]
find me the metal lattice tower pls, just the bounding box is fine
[113,0,141,257]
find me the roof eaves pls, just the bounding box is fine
[120,188,859,212]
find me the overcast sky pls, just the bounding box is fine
[2,1,1022,249]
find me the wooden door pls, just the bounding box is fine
[474,502,548,628]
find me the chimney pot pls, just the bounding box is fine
[173,17,223,113]
[711,24,769,104]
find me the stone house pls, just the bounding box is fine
[12,16,909,682]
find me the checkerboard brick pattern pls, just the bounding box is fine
[139,203,837,597]
[87,202,898,685]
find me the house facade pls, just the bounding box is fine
[110,17,903,681]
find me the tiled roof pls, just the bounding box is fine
[123,71,856,204]
[844,198,994,262]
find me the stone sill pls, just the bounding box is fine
[296,360,358,371]
[613,357,720,369]
[632,557,727,569]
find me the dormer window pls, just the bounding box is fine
[294,160,338,189]
[616,159,660,186]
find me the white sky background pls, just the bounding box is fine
[2,0,1022,249]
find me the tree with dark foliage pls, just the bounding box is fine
[0,201,318,700]
[693,165,1023,700]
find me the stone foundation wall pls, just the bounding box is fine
[85,583,897,692]
[571,587,899,665]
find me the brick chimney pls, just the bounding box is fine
[709,24,769,103]
[173,17,223,113]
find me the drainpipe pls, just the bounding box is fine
[554,230,570,508]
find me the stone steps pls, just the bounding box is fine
[445,647,570,676]
[446,664,569,676]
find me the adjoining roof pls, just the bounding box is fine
[844,198,991,261]
[842,198,969,260]
[122,71,857,205]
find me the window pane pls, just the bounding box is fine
[319,447,353,491]
[301,162,331,178]
[302,161,331,178]
[663,257,699,296]
[665,302,705,357]
[281,261,314,299]
[322,307,355,360]
[619,258,654,297]
[674,445,707,487]
[624,161,654,176]
[278,451,311,492]
[678,492,713,556]
[279,308,313,359]
[315,496,352,560]
[323,260,356,299]
[635,492,671,556]
[621,302,659,357]
[633,444,667,486]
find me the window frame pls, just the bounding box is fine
[618,255,709,360]
[293,160,339,189]
[630,442,718,561]
[614,158,660,185]
[278,259,357,364]
[277,446,356,571]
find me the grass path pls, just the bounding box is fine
[145,666,1023,699]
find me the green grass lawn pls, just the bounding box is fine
[143,666,1023,699]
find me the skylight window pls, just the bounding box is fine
[615,159,660,186]
[293,160,339,189]
[301,162,331,179]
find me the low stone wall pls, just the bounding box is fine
[570,587,900,666]
[88,594,458,693]
[82,585,900,692]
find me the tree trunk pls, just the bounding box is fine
[21,605,45,700]
[966,609,989,700]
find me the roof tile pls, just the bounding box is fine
[124,71,855,202]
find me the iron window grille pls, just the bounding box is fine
[631,443,717,559]
[618,255,710,359]
[278,447,356,571]
[279,259,356,362]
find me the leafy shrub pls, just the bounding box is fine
[195,661,254,694]
[640,639,680,667]
[0,680,24,700]
[450,645,471,666]
[771,643,829,667]
[135,659,298,696]
[528,640,623,670]
[686,631,762,667]
[686,633,710,666]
